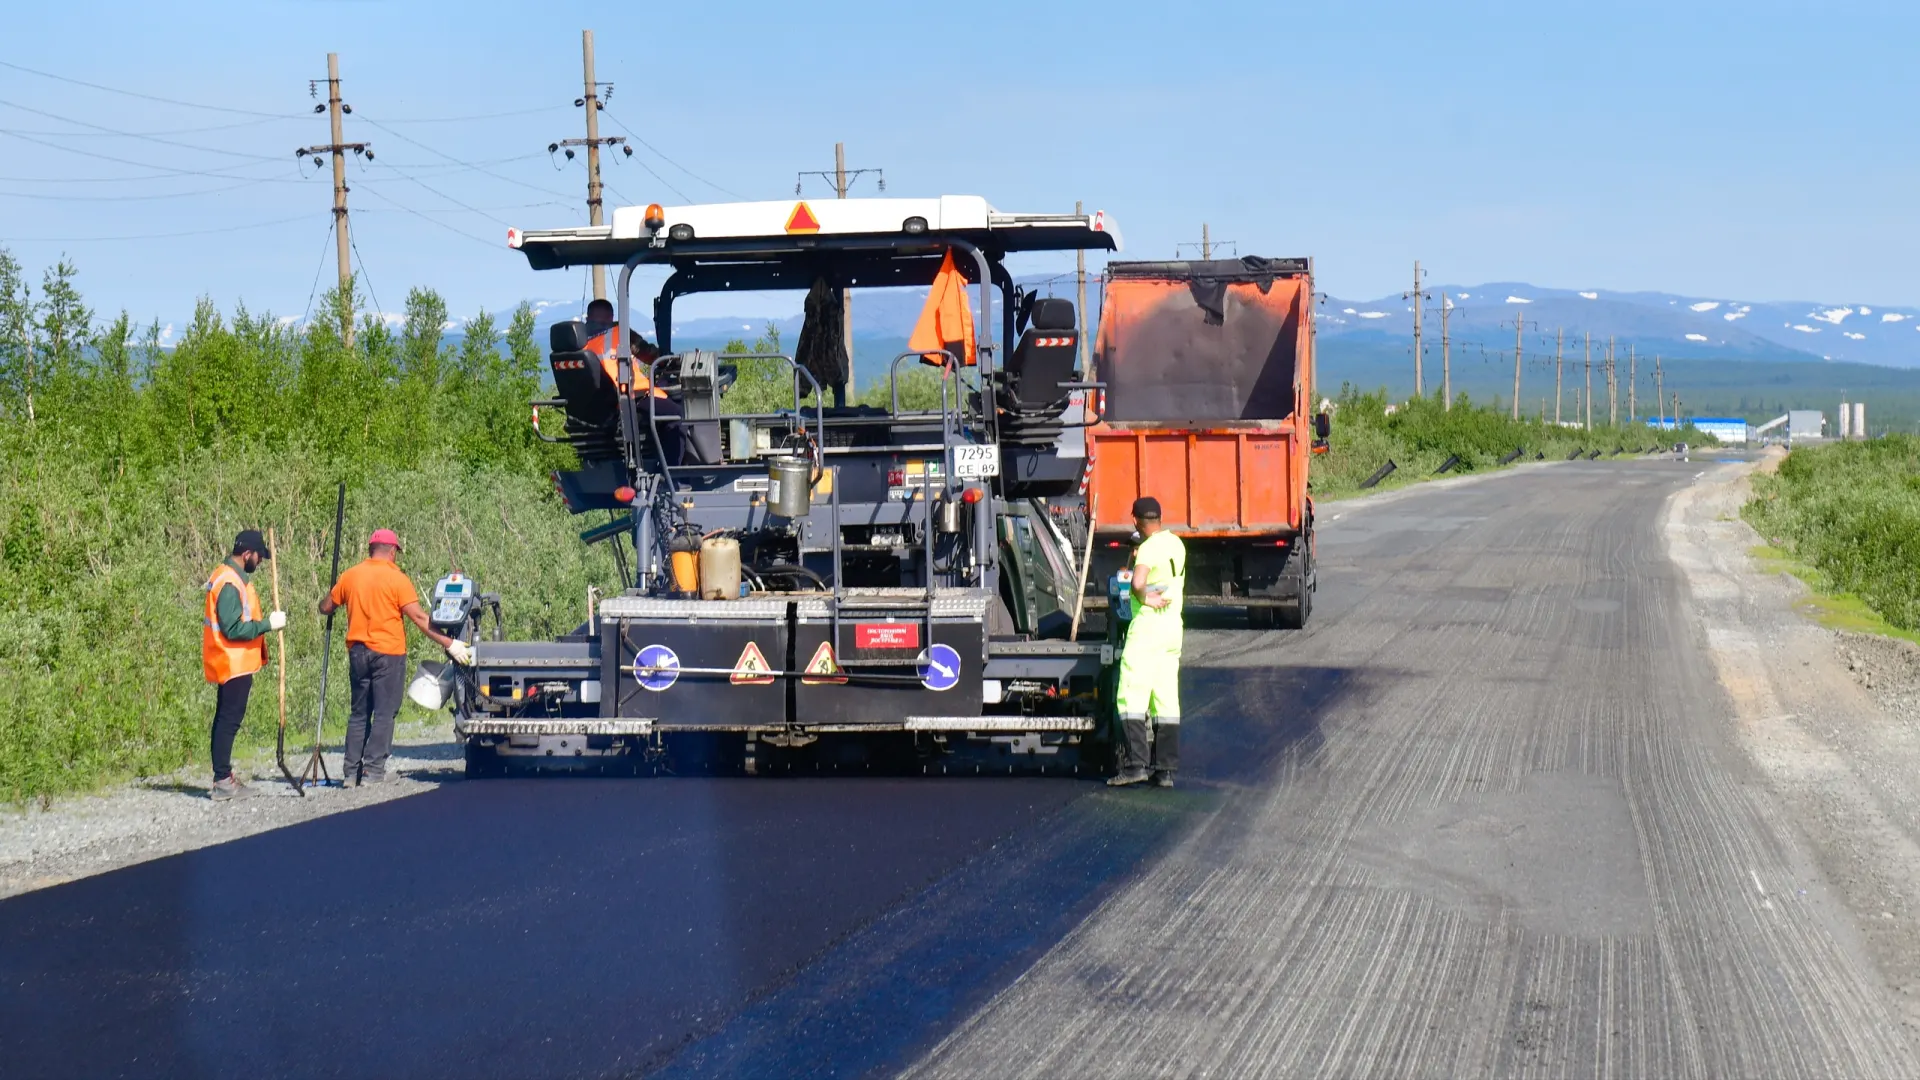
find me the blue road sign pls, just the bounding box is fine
[918,643,962,692]
[633,644,680,692]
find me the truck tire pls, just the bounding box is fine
[1276,543,1314,630]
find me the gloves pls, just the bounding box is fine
[268,611,287,631]
[446,640,475,667]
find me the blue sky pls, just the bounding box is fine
[2,0,1916,329]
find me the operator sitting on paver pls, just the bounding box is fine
[202,529,287,802]
[584,298,683,467]
[318,529,472,786]
[1109,496,1187,788]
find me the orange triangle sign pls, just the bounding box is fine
[785,201,821,234]
[731,641,776,685]
[800,641,848,684]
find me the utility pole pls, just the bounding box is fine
[1440,291,1451,410]
[1202,223,1212,260]
[1628,344,1637,423]
[1597,334,1612,426]
[1553,327,1564,424]
[799,146,884,398]
[1075,200,1089,375]
[297,53,370,347]
[1654,355,1664,428]
[1584,331,1593,431]
[547,31,628,303]
[1511,313,1523,420]
[1407,261,1425,399]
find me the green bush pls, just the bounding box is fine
[1314,384,1717,498]
[0,251,615,800]
[1744,436,1920,630]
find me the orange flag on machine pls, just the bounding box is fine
[909,249,976,367]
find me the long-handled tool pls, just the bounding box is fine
[300,482,347,791]
[1069,494,1099,642]
[269,526,302,795]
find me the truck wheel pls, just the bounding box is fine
[463,740,503,779]
[1276,585,1311,629]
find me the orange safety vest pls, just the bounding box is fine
[586,327,669,399]
[202,562,267,684]
[908,249,977,367]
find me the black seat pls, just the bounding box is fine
[998,298,1079,446]
[550,321,619,428]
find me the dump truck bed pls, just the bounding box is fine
[1088,258,1314,538]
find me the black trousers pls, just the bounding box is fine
[344,644,406,781]
[210,673,254,782]
[1120,715,1181,775]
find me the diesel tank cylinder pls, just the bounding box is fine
[767,456,811,518]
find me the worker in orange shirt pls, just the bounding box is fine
[584,298,682,467]
[318,529,472,785]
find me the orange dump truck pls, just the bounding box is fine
[1086,258,1326,629]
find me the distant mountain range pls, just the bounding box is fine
[510,277,1920,371]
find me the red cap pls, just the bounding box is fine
[368,528,402,551]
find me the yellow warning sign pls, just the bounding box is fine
[731,641,776,685]
[800,641,848,685]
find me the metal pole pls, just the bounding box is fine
[1440,291,1451,411]
[1628,344,1637,423]
[1584,331,1593,431]
[1202,223,1211,261]
[836,142,852,399]
[1554,327,1564,424]
[583,30,607,302]
[1075,200,1089,375]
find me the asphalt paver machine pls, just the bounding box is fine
[456,196,1124,775]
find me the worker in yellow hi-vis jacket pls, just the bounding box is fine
[1110,496,1186,789]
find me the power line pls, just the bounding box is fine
[0,58,305,118]
[370,161,516,226]
[360,117,574,199]
[0,128,306,180]
[2,213,313,243]
[354,184,499,249]
[0,179,273,201]
[600,108,747,200]
[372,106,565,123]
[300,214,338,328]
[349,228,384,323]
[0,115,297,138]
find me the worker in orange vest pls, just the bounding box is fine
[202,529,287,801]
[584,298,682,466]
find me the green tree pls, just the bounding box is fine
[35,258,92,411]
[0,248,37,421]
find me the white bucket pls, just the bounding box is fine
[408,661,456,711]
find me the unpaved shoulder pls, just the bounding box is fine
[0,732,458,899]
[1666,457,1920,1037]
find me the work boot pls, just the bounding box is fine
[361,768,389,786]
[209,776,255,802]
[1107,767,1151,788]
[1152,770,1174,789]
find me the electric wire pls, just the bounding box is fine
[300,214,337,328]
[0,179,271,201]
[598,109,747,200]
[2,213,313,243]
[349,228,384,325]
[0,128,308,180]
[0,58,305,118]
[353,183,499,250]
[357,118,575,200]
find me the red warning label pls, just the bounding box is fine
[784,201,821,234]
[731,641,776,685]
[855,623,920,649]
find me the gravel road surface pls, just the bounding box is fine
[6,457,1920,1079]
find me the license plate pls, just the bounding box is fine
[856,623,921,649]
[952,444,1000,478]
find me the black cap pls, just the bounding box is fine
[1131,497,1162,519]
[232,529,271,560]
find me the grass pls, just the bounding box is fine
[1312,386,1717,501]
[1744,436,1920,637]
[0,448,620,803]
[1747,543,1920,647]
